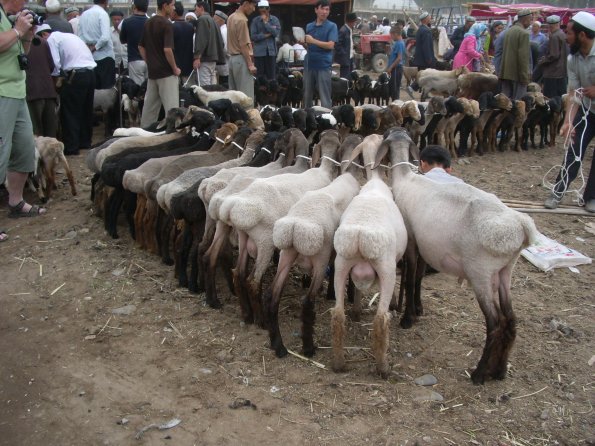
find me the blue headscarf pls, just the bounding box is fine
[464,23,487,51]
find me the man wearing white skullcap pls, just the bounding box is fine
[544,12,595,212]
[45,0,74,33]
[412,11,436,70]
[536,15,567,98]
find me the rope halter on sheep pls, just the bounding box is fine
[543,87,589,206]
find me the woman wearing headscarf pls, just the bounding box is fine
[453,23,487,71]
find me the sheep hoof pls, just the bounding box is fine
[206,297,223,309]
[470,368,486,385]
[302,345,317,358]
[377,364,390,379]
[162,258,174,266]
[399,315,413,329]
[274,344,288,358]
[331,359,346,373]
[349,308,361,322]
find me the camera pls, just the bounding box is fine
[29,11,43,26]
[17,53,29,70]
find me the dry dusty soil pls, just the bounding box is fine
[0,129,593,446]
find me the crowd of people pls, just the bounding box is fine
[1,0,594,245]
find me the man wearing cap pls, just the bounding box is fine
[545,12,595,213]
[450,16,475,56]
[302,0,338,109]
[335,12,357,78]
[227,0,257,100]
[78,0,116,89]
[214,10,229,87]
[120,0,149,86]
[38,26,97,156]
[537,15,567,98]
[171,2,194,83]
[369,15,378,32]
[193,1,226,86]
[411,12,436,70]
[499,9,532,100]
[250,0,280,81]
[110,10,127,73]
[44,0,74,34]
[0,1,47,225]
[139,0,180,127]
[65,6,80,34]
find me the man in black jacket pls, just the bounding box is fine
[411,12,436,70]
[450,16,475,56]
[335,12,357,78]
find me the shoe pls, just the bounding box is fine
[8,200,47,218]
[585,199,595,213]
[544,193,561,209]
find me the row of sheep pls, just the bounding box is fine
[86,92,540,383]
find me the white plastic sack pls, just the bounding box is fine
[292,27,305,43]
[521,233,592,272]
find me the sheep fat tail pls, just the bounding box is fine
[228,196,264,231]
[273,217,324,256]
[334,225,391,260]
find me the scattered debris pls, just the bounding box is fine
[117,418,129,425]
[135,418,181,440]
[414,374,438,386]
[112,305,136,316]
[412,389,443,402]
[229,398,257,410]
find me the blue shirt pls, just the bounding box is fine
[388,39,406,68]
[250,15,281,57]
[304,19,338,70]
[120,14,147,62]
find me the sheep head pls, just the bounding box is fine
[402,100,422,121]
[214,122,239,146]
[494,93,513,111]
[469,100,481,119]
[387,104,404,125]
[353,107,364,131]
[311,129,341,167]
[380,127,419,170]
[247,109,265,130]
[457,98,474,116]
[338,134,364,174]
[532,92,547,107]
[527,82,542,93]
[276,128,309,165]
[428,96,447,115]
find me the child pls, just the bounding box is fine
[386,25,406,101]
[419,145,464,184]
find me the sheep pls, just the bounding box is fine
[457,72,499,100]
[331,76,350,106]
[379,127,540,384]
[247,108,265,130]
[121,93,141,128]
[202,128,311,309]
[470,93,512,156]
[429,96,465,147]
[371,72,391,106]
[443,98,478,159]
[407,97,447,146]
[455,99,481,157]
[331,134,408,377]
[417,66,468,99]
[113,128,166,138]
[353,104,381,132]
[218,129,343,327]
[265,134,364,358]
[93,86,119,136]
[33,136,77,202]
[191,85,253,110]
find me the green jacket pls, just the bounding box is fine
[499,23,530,83]
[0,8,26,99]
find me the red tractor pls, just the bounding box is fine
[353,33,393,73]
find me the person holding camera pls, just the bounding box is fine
[0,0,47,232]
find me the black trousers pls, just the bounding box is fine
[94,57,116,89]
[542,77,567,98]
[60,69,95,154]
[554,109,595,202]
[255,55,276,81]
[390,65,403,101]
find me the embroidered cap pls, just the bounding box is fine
[64,6,79,15]
[214,10,228,22]
[572,11,595,32]
[546,15,560,24]
[45,0,61,13]
[419,11,429,20]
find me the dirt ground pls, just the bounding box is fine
[0,125,593,446]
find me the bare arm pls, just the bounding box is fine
[305,34,335,50]
[0,11,32,53]
[138,45,146,61]
[164,47,181,76]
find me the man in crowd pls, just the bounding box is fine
[411,11,435,70]
[227,0,257,99]
[335,12,357,78]
[193,1,226,86]
[250,0,281,80]
[368,15,378,32]
[44,0,73,33]
[78,0,115,89]
[450,16,475,55]
[537,15,568,98]
[139,0,180,127]
[544,12,595,213]
[302,0,337,108]
[171,1,194,83]
[39,25,97,156]
[120,0,149,86]
[0,0,46,229]
[499,9,532,100]
[110,10,127,73]
[214,10,229,87]
[65,6,80,34]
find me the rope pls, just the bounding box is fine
[341,159,365,169]
[542,88,589,206]
[259,147,271,154]
[183,69,197,88]
[215,136,226,144]
[321,155,341,166]
[232,141,244,152]
[296,155,312,161]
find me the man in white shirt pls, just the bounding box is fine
[214,10,229,87]
[292,41,306,61]
[37,25,96,155]
[276,34,295,70]
[78,0,115,88]
[419,145,464,184]
[109,10,127,73]
[65,6,80,35]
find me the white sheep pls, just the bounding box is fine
[113,127,166,138]
[381,127,540,384]
[217,129,343,327]
[264,134,364,358]
[331,134,408,378]
[192,85,254,110]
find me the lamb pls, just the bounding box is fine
[33,136,77,202]
[218,129,343,327]
[331,134,408,377]
[192,85,253,110]
[470,93,512,156]
[265,134,364,358]
[113,128,166,138]
[380,127,540,384]
[443,98,478,159]
[246,108,265,130]
[417,66,468,99]
[457,72,499,100]
[407,96,447,147]
[202,128,312,309]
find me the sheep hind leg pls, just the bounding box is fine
[372,263,396,378]
[264,248,298,358]
[202,222,230,309]
[331,256,351,373]
[302,257,328,357]
[188,219,206,293]
[233,230,254,325]
[246,243,275,330]
[176,223,192,288]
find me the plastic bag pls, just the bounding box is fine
[521,233,592,272]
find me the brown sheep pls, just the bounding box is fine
[34,136,77,202]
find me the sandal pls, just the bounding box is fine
[8,200,47,219]
[0,231,7,242]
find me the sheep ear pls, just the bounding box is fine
[311,143,321,168]
[372,142,389,169]
[346,142,364,168]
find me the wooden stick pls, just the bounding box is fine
[502,199,577,209]
[514,208,594,216]
[286,349,326,369]
[510,386,548,400]
[50,282,66,296]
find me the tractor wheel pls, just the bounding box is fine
[371,53,388,73]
